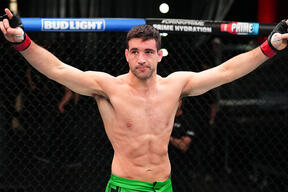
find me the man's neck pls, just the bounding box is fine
[127,73,158,93]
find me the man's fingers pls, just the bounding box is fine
[4,8,13,19]
[3,18,10,29]
[1,18,20,35]
[280,33,288,40]
[7,26,22,34]
[0,21,7,34]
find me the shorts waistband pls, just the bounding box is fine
[109,173,172,190]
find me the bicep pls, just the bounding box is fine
[181,66,227,96]
[55,64,114,97]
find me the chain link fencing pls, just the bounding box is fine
[0,31,287,192]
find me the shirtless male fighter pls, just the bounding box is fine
[1,8,287,192]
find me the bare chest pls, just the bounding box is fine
[99,87,180,134]
[118,93,175,123]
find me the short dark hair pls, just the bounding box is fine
[126,24,161,50]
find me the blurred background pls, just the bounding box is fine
[0,1,288,192]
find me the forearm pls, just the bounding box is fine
[20,41,64,81]
[221,47,268,84]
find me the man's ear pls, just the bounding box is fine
[157,49,163,62]
[125,49,129,62]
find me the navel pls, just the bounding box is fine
[126,122,133,128]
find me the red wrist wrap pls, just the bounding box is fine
[12,34,31,51]
[260,40,276,58]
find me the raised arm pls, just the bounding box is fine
[0,8,113,97]
[19,41,113,97]
[177,20,288,97]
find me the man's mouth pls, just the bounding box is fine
[136,66,148,71]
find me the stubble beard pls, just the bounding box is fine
[132,66,155,80]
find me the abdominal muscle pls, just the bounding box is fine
[110,131,172,183]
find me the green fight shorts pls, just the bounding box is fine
[105,173,173,192]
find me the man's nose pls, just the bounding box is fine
[137,53,146,64]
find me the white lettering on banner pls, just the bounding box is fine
[42,19,105,31]
[44,21,69,30]
[231,23,253,34]
[161,19,204,26]
[152,24,211,33]
[153,24,174,31]
[174,26,212,32]
[151,21,212,33]
[70,21,103,30]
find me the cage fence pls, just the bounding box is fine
[0,30,287,192]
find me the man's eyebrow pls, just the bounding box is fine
[129,48,155,52]
[144,48,155,52]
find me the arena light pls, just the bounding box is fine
[161,48,168,57]
[160,32,168,37]
[159,3,169,14]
